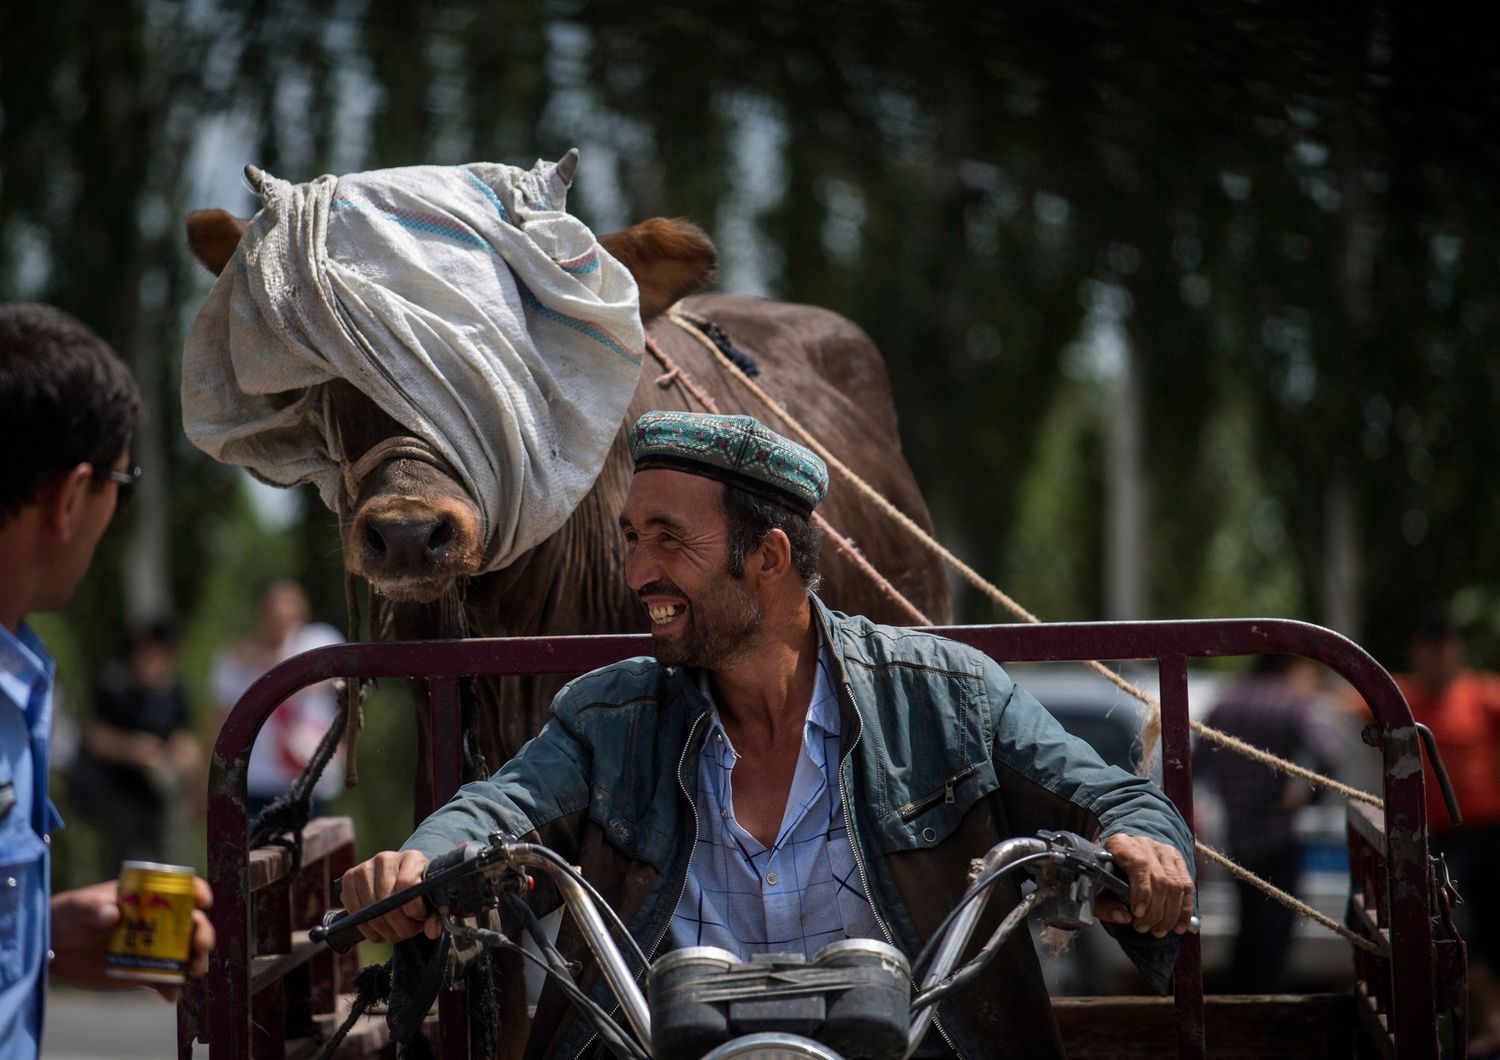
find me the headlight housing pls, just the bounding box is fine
[699,1032,845,1060]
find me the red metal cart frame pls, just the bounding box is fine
[188,618,1449,1059]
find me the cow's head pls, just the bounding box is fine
[186,196,717,603]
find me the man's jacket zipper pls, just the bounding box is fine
[897,764,977,821]
[571,709,706,1060]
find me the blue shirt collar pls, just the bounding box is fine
[805,647,839,738]
[697,630,839,751]
[0,622,54,717]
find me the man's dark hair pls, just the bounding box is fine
[0,304,145,522]
[721,483,822,592]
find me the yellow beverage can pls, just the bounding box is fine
[106,860,196,984]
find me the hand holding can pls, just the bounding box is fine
[49,869,213,1002]
[106,861,199,984]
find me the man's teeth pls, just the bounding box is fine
[648,604,681,625]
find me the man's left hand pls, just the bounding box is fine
[1097,834,1195,938]
[50,876,215,1003]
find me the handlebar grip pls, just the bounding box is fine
[310,909,366,954]
[311,843,489,954]
[1092,859,1200,934]
[425,841,481,877]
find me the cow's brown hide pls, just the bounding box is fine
[186,207,951,804]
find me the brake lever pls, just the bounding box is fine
[1028,831,1118,930]
[1030,830,1198,934]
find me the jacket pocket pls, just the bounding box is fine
[897,764,978,822]
[888,762,994,850]
[0,821,46,989]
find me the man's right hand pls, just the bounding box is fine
[338,850,441,943]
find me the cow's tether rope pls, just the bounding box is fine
[1197,842,1383,955]
[661,305,1379,807]
[661,303,1388,957]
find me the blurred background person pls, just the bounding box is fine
[1395,615,1500,1055]
[68,619,199,875]
[1198,654,1343,993]
[209,579,344,818]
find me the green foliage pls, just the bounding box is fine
[1005,377,1107,621]
[5,0,1500,877]
[1176,398,1304,620]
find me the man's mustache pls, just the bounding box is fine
[638,581,687,603]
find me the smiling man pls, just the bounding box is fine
[341,410,1195,1059]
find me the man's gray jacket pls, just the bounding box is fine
[405,597,1195,1059]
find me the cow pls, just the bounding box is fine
[185,158,952,814]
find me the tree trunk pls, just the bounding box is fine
[124,363,173,624]
[1319,12,1375,640]
[1106,334,1149,620]
[1320,473,1362,640]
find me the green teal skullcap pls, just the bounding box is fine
[629,410,829,516]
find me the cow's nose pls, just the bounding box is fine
[363,515,457,570]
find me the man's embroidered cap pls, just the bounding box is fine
[629,410,828,516]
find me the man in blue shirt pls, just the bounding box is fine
[0,304,215,1058]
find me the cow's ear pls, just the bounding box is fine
[601,218,719,322]
[186,209,249,276]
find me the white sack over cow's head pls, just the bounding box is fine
[183,151,717,603]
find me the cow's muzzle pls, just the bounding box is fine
[362,513,459,570]
[348,494,483,600]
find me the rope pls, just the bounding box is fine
[250,450,374,873]
[247,692,350,856]
[327,396,369,791]
[1196,842,1385,956]
[313,960,392,1060]
[340,434,456,509]
[341,568,368,787]
[659,305,1394,960]
[644,332,931,625]
[246,544,364,864]
[1185,720,1379,804]
[663,307,1380,807]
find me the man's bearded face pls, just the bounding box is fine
[639,564,763,669]
[622,468,766,670]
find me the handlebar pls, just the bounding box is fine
[310,839,513,953]
[312,837,655,1047]
[316,830,1195,1060]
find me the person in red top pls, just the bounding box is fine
[1395,615,1500,1056]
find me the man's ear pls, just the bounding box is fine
[43,464,97,540]
[750,528,794,586]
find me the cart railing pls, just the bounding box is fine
[189,618,1449,1059]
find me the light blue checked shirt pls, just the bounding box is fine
[668,645,879,959]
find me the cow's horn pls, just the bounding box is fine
[554,148,579,186]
